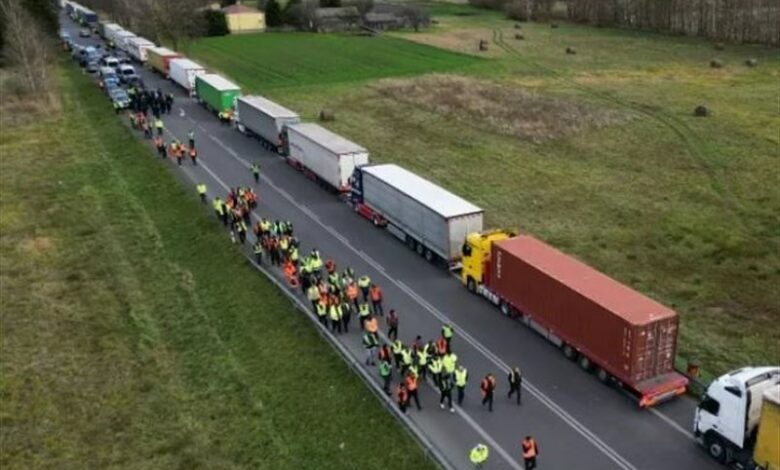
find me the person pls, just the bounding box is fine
[386,308,399,341]
[213,197,227,225]
[196,183,207,203]
[306,283,321,313]
[358,302,370,330]
[316,299,328,326]
[480,373,497,412]
[346,281,359,310]
[369,283,384,316]
[155,136,166,158]
[363,330,378,365]
[400,346,413,377]
[429,354,443,389]
[397,383,409,414]
[329,301,342,334]
[378,343,391,364]
[251,163,261,183]
[455,365,469,405]
[416,343,429,380]
[154,117,163,136]
[174,145,184,166]
[252,239,263,265]
[358,275,371,301]
[443,351,458,376]
[521,436,539,470]
[405,371,421,410]
[469,443,489,469]
[189,146,197,165]
[364,314,378,336]
[391,339,404,370]
[235,219,247,244]
[188,129,195,148]
[340,298,352,333]
[442,323,454,353]
[508,366,523,405]
[439,372,454,413]
[379,359,392,395]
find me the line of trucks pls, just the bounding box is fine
[65,5,779,467]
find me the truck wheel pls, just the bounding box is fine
[562,344,577,360]
[424,249,434,263]
[705,435,727,463]
[499,301,511,316]
[466,277,477,293]
[406,237,416,250]
[416,243,424,256]
[579,356,592,371]
[596,368,611,383]
[372,216,381,227]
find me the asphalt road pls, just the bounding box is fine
[63,14,722,470]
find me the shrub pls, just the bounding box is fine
[504,0,530,22]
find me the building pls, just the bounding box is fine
[222,3,266,34]
[313,7,361,33]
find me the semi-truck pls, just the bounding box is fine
[103,24,123,45]
[126,37,156,63]
[147,47,180,77]
[97,21,118,39]
[285,123,369,192]
[195,74,241,114]
[460,232,689,406]
[351,164,484,266]
[168,58,206,94]
[115,31,137,53]
[235,95,300,153]
[694,367,780,468]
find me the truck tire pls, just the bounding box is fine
[416,242,424,256]
[562,344,577,360]
[406,237,416,250]
[424,249,434,263]
[466,277,477,293]
[500,301,511,316]
[705,434,727,464]
[596,368,611,383]
[579,355,592,371]
[372,215,381,227]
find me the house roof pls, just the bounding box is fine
[314,6,360,19]
[222,4,261,15]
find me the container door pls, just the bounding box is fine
[631,324,657,382]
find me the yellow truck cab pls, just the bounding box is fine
[461,229,514,293]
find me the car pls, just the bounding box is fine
[59,31,71,42]
[104,79,121,95]
[86,61,100,74]
[101,56,120,69]
[79,28,90,37]
[109,89,130,109]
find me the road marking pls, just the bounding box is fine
[198,129,638,470]
[650,408,694,440]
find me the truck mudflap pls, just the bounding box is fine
[636,372,689,408]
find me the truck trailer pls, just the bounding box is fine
[460,232,688,406]
[235,95,300,153]
[103,24,123,45]
[97,21,118,39]
[195,74,241,114]
[694,367,780,468]
[351,164,484,266]
[146,47,180,77]
[126,37,156,63]
[114,31,137,53]
[168,58,206,94]
[285,123,369,193]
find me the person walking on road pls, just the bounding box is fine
[439,372,454,413]
[213,197,227,225]
[508,366,523,405]
[251,163,261,183]
[188,129,195,148]
[340,298,352,333]
[316,299,328,326]
[522,436,539,470]
[379,359,392,395]
[442,323,454,353]
[429,354,443,389]
[469,443,489,469]
[480,373,497,412]
[363,330,378,365]
[455,365,468,405]
[386,308,399,341]
[369,283,384,316]
[397,383,409,414]
[329,301,343,334]
[189,146,197,165]
[416,342,428,380]
[405,371,422,411]
[196,183,207,203]
[358,302,370,330]
[306,283,321,313]
[154,117,164,136]
[252,239,263,265]
[391,339,404,370]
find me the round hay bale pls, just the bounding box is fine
[319,109,336,122]
[478,39,489,51]
[514,23,522,29]
[713,42,725,51]
[565,46,576,55]
[515,33,525,40]
[709,58,723,68]
[550,23,559,29]
[693,105,710,117]
[745,58,758,67]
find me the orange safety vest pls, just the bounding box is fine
[436,338,447,355]
[378,347,390,362]
[365,317,378,333]
[370,286,382,301]
[346,284,358,300]
[397,387,408,403]
[522,439,537,459]
[283,262,296,278]
[406,374,418,391]
[480,376,496,396]
[189,147,197,157]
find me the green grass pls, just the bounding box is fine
[186,32,481,89]
[0,63,434,469]
[185,2,780,376]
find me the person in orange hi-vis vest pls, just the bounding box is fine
[369,284,384,316]
[521,436,539,470]
[480,373,497,412]
[405,371,422,410]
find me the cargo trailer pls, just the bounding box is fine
[195,74,241,114]
[147,47,179,77]
[351,164,483,265]
[285,123,368,192]
[79,7,98,24]
[461,233,688,406]
[168,58,206,94]
[235,95,300,153]
[103,24,123,45]
[115,31,137,53]
[126,37,155,62]
[98,21,118,39]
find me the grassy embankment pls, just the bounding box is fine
[0,64,434,469]
[186,6,780,376]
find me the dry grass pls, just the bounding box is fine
[374,74,630,143]
[0,69,60,128]
[404,28,508,57]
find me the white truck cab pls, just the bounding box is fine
[694,366,780,466]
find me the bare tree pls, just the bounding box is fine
[402,5,429,32]
[0,0,52,94]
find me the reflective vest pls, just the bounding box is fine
[391,340,403,355]
[455,368,468,387]
[289,247,299,262]
[260,220,271,232]
[470,445,489,465]
[369,286,382,301]
[358,276,370,289]
[328,272,340,287]
[358,303,370,318]
[429,358,442,374]
[401,348,412,366]
[316,302,327,317]
[379,361,391,377]
[405,374,418,391]
[329,304,342,321]
[522,439,537,459]
[417,349,429,366]
[442,324,454,339]
[310,255,323,270]
[409,364,419,377]
[363,332,377,348]
[279,238,289,251]
[253,242,263,255]
[197,184,206,195]
[307,285,320,302]
[154,119,163,129]
[443,354,457,374]
[212,199,224,214]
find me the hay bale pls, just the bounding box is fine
[693,105,710,117]
[319,109,335,122]
[550,23,559,28]
[514,23,522,29]
[478,39,489,51]
[745,58,758,67]
[713,42,725,51]
[515,33,525,40]
[710,58,723,68]
[565,46,576,55]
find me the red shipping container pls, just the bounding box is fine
[490,235,687,403]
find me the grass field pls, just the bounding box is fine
[185,3,780,376]
[0,64,434,469]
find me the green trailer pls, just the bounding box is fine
[195,74,241,114]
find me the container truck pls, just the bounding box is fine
[460,232,689,406]
[285,123,369,193]
[351,164,484,266]
[168,58,206,94]
[195,74,241,114]
[147,47,179,77]
[78,7,98,25]
[694,367,780,468]
[103,24,123,45]
[115,31,137,53]
[126,37,156,62]
[97,21,118,38]
[235,95,300,153]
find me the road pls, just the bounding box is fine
[63,14,720,470]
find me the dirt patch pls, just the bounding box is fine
[20,236,55,256]
[374,74,629,143]
[399,29,507,57]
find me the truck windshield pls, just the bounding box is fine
[699,395,720,415]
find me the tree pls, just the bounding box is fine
[0,0,52,94]
[402,5,429,32]
[320,0,341,8]
[203,10,229,36]
[265,0,283,27]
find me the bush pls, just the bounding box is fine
[319,109,335,121]
[202,10,229,36]
[710,58,723,68]
[515,33,524,40]
[745,58,758,67]
[504,0,530,21]
[468,0,511,12]
[694,105,710,117]
[265,0,283,27]
[565,46,576,54]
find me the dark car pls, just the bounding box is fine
[86,61,100,74]
[109,89,130,109]
[125,76,145,89]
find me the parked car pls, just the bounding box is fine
[100,56,120,69]
[109,88,130,109]
[79,28,90,37]
[86,61,100,74]
[104,78,121,95]
[125,76,145,89]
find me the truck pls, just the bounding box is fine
[97,21,118,39]
[126,37,156,63]
[103,24,123,45]
[285,123,369,193]
[147,47,180,77]
[168,58,206,94]
[115,31,137,53]
[235,95,300,153]
[460,232,689,407]
[195,74,241,114]
[351,164,484,266]
[694,367,780,468]
[78,7,98,25]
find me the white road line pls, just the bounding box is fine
[650,408,694,440]
[193,125,638,470]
